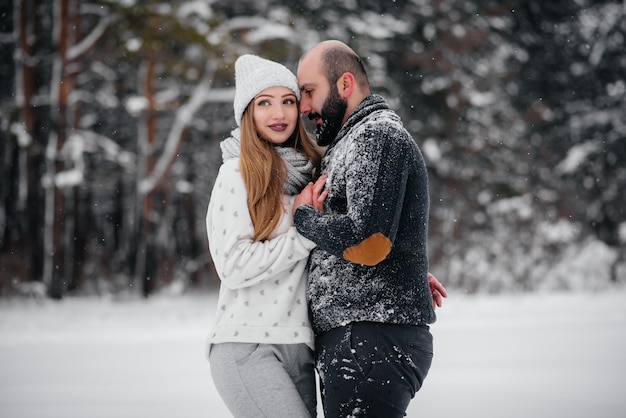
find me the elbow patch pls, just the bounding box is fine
[343,232,392,266]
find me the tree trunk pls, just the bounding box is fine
[45,0,73,298]
[16,0,46,284]
[134,59,160,297]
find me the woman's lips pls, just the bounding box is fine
[269,123,288,131]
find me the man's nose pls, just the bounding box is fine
[299,97,311,114]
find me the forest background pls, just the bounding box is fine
[0,0,624,299]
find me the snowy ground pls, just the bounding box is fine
[1,288,625,418]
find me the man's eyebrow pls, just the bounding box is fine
[299,83,315,92]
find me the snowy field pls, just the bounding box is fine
[1,288,625,418]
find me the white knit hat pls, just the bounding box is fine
[233,54,300,126]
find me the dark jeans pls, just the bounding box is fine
[315,321,433,418]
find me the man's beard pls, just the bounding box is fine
[310,85,347,147]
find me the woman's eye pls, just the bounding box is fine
[257,100,270,106]
[284,99,296,105]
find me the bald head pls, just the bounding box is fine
[296,40,372,142]
[301,40,371,95]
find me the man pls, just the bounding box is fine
[293,40,443,417]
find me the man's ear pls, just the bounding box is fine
[336,72,355,98]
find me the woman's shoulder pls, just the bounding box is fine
[217,158,241,176]
[213,158,245,195]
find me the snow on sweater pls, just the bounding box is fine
[206,158,317,350]
[294,94,437,335]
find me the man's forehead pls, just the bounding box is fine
[298,49,322,72]
[297,63,321,87]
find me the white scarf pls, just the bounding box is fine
[220,129,314,195]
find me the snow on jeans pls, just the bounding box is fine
[315,321,433,418]
[209,342,316,418]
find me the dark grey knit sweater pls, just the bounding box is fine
[294,94,436,335]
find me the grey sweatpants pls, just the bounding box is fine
[209,342,316,418]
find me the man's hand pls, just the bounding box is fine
[428,272,448,309]
[293,174,328,214]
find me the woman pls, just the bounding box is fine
[205,54,323,417]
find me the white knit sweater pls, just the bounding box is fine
[206,158,316,350]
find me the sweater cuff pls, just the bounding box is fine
[293,204,316,229]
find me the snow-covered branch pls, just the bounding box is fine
[66,5,116,61]
[138,62,218,196]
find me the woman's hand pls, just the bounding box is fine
[293,174,328,214]
[311,174,328,211]
[428,272,448,309]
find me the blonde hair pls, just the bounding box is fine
[239,102,321,242]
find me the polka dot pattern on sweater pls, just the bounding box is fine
[205,157,316,349]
